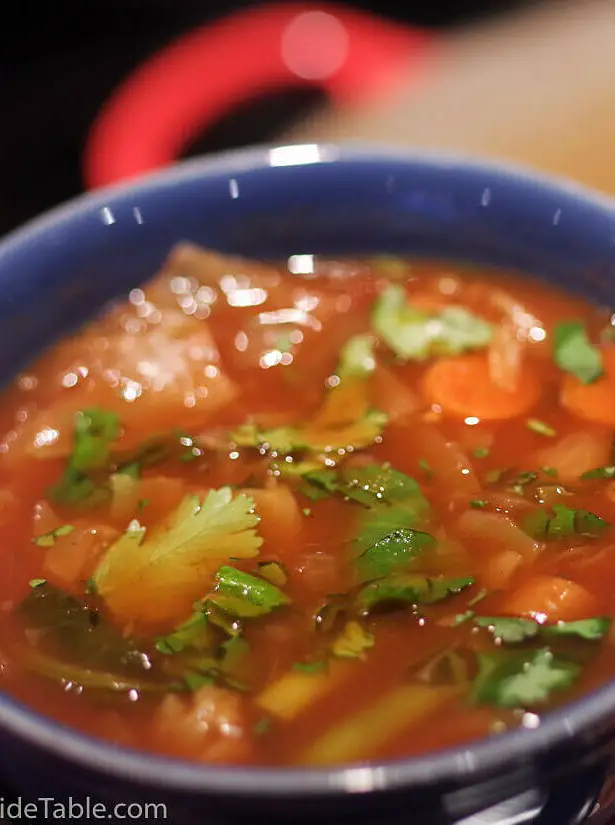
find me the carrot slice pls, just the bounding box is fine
[499,574,597,622]
[561,346,615,426]
[421,353,541,420]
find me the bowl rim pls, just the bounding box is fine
[2,142,615,798]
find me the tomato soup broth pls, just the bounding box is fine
[0,245,614,767]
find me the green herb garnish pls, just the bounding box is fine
[553,320,603,384]
[356,574,474,616]
[372,284,493,361]
[472,648,581,708]
[32,524,75,548]
[527,419,556,438]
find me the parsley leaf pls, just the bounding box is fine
[372,284,493,361]
[472,648,580,708]
[553,321,603,384]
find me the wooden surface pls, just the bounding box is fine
[287,0,615,195]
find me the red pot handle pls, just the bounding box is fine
[83,2,433,189]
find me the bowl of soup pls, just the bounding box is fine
[1,144,615,823]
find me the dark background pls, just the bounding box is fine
[0,0,533,237]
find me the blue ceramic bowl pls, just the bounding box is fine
[1,145,615,825]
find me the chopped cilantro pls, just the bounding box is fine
[32,524,75,548]
[541,617,611,641]
[452,610,475,626]
[472,648,580,708]
[156,609,213,655]
[509,471,538,496]
[28,578,47,589]
[475,616,539,643]
[372,284,493,361]
[541,466,558,478]
[523,504,609,539]
[209,566,290,619]
[71,408,120,472]
[581,466,615,480]
[356,574,474,616]
[473,447,490,459]
[92,489,263,627]
[470,499,487,509]
[553,320,603,384]
[138,498,150,511]
[231,408,388,456]
[526,419,556,438]
[475,615,611,644]
[292,660,328,674]
[331,621,375,660]
[356,527,435,581]
[302,508,312,517]
[337,335,376,378]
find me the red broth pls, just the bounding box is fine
[0,244,615,766]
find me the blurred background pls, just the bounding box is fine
[3,0,615,238]
[0,0,532,235]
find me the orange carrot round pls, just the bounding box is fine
[499,574,597,622]
[420,353,541,420]
[561,346,615,426]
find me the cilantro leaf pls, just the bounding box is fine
[155,610,213,655]
[71,408,120,472]
[356,527,436,581]
[356,574,474,616]
[341,464,425,508]
[231,409,387,455]
[475,616,539,643]
[209,566,290,619]
[523,505,609,539]
[553,321,603,384]
[32,524,74,548]
[92,489,263,628]
[337,335,376,378]
[372,284,493,361]
[472,648,580,708]
[581,466,615,480]
[541,617,611,641]
[17,582,165,694]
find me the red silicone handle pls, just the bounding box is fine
[83,3,432,189]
